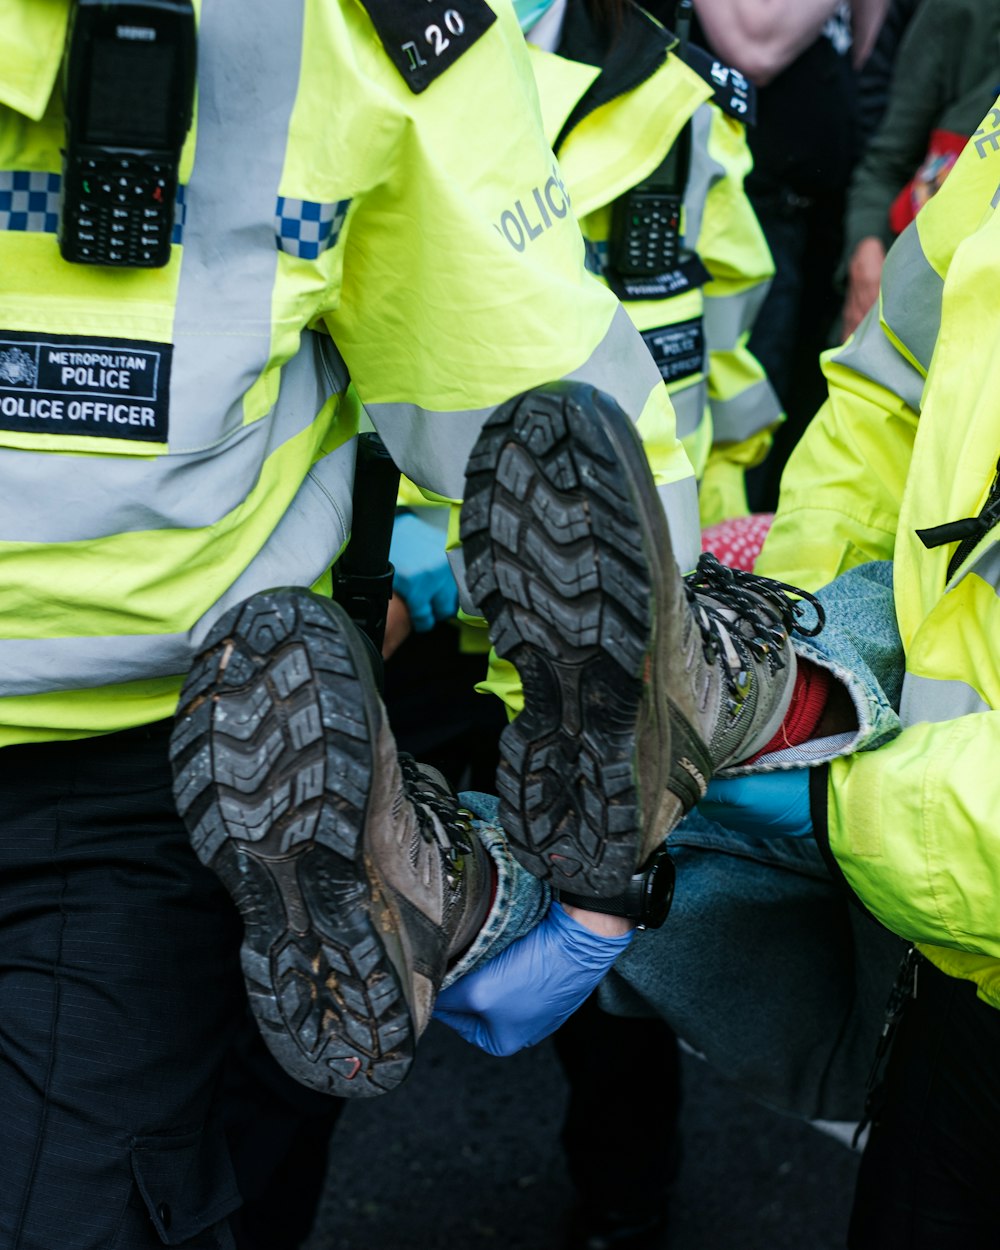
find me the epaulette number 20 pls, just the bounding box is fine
[362,0,498,94]
[406,8,466,68]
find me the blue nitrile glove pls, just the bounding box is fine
[388,511,459,632]
[433,899,634,1057]
[699,768,813,838]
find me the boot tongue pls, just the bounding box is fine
[446,834,492,963]
[400,758,492,963]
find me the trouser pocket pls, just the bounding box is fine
[120,1123,241,1248]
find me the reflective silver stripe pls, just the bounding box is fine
[567,304,667,421]
[682,105,723,253]
[0,634,190,695]
[368,401,492,504]
[709,377,782,443]
[952,541,1000,597]
[0,450,353,696]
[659,474,700,572]
[451,546,478,619]
[703,281,770,352]
[878,222,942,375]
[828,304,925,414]
[900,672,989,727]
[168,0,307,453]
[0,332,348,542]
[369,304,665,501]
[189,454,353,647]
[671,378,706,439]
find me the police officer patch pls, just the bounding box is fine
[609,252,712,303]
[0,329,171,443]
[641,317,705,384]
[359,0,497,93]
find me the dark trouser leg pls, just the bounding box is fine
[0,724,244,1250]
[224,1006,345,1250]
[554,993,681,1247]
[745,191,845,513]
[382,621,505,792]
[849,959,1000,1250]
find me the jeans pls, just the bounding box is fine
[600,561,909,1122]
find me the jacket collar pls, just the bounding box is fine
[553,1,673,150]
[0,2,70,121]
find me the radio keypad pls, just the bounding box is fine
[621,193,681,275]
[64,153,174,266]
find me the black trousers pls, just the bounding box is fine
[849,958,1000,1249]
[0,723,340,1250]
[553,992,681,1222]
[382,621,506,792]
[744,187,845,514]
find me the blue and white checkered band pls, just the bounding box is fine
[0,170,189,244]
[584,236,608,277]
[274,196,351,259]
[0,171,61,234]
[172,184,187,245]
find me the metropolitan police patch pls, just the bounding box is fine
[359,0,497,92]
[641,317,705,384]
[0,329,171,443]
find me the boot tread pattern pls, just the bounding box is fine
[461,386,653,894]
[170,589,415,1098]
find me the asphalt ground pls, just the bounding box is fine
[305,1019,860,1250]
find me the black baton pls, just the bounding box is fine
[332,431,401,659]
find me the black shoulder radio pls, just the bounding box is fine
[58,0,196,268]
[608,0,693,278]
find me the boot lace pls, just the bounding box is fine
[683,552,825,698]
[398,754,476,862]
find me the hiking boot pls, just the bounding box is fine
[666,550,824,829]
[461,382,678,898]
[169,588,492,1098]
[461,382,822,899]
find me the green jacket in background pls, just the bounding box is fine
[844,0,1000,258]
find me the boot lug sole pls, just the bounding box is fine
[169,589,414,1098]
[462,385,671,896]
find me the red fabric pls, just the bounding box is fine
[888,128,966,235]
[701,512,774,572]
[747,659,832,763]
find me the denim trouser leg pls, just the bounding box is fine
[600,813,905,1122]
[602,561,909,1122]
[442,790,551,988]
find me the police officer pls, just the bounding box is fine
[753,94,1000,1249]
[0,1,698,1245]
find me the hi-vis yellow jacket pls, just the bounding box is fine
[0,0,695,747]
[527,1,781,525]
[756,100,1000,1008]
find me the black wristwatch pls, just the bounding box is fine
[557,848,676,930]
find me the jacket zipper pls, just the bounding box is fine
[916,454,1000,581]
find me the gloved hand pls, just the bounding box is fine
[388,510,459,633]
[699,768,813,838]
[433,900,634,1056]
